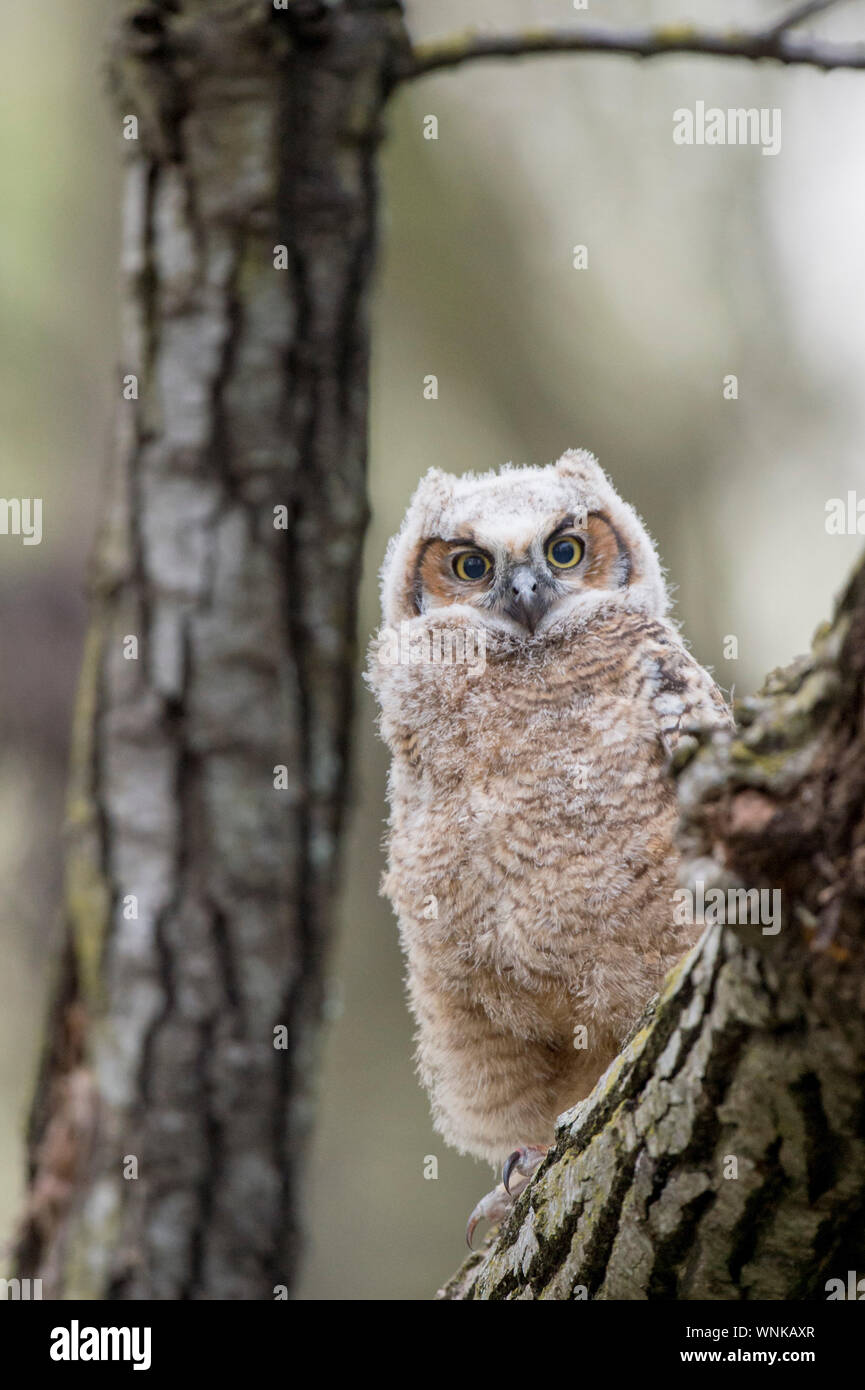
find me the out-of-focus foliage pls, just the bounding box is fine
[1,0,863,1300]
[0,0,119,1265]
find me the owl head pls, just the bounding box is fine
[379,450,669,636]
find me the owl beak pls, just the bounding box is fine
[506,565,549,633]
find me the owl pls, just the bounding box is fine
[367,450,732,1242]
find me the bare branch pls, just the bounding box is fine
[404,20,865,81]
[766,0,851,40]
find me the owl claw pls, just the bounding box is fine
[467,1146,550,1248]
[502,1144,549,1194]
[466,1183,513,1250]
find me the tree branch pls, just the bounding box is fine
[767,0,852,40]
[405,16,865,81]
[440,550,865,1300]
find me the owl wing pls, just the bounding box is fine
[639,629,733,757]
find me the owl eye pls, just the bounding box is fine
[453,552,491,581]
[546,535,584,570]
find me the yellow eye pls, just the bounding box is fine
[546,535,584,569]
[453,551,491,581]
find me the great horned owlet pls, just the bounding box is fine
[367,450,732,1241]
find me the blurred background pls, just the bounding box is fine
[1,0,863,1299]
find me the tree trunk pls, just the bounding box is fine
[16,0,409,1300]
[441,553,865,1300]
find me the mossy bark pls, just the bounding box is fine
[441,554,865,1300]
[16,0,410,1300]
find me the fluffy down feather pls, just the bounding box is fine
[368,452,732,1165]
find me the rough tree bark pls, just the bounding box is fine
[16,0,410,1299]
[441,554,865,1300]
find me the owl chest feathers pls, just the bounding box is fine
[380,614,683,989]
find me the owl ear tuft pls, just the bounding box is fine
[413,466,455,501]
[410,466,457,526]
[554,448,603,480]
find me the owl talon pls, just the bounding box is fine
[467,1147,550,1248]
[502,1144,549,1194]
[466,1183,514,1250]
